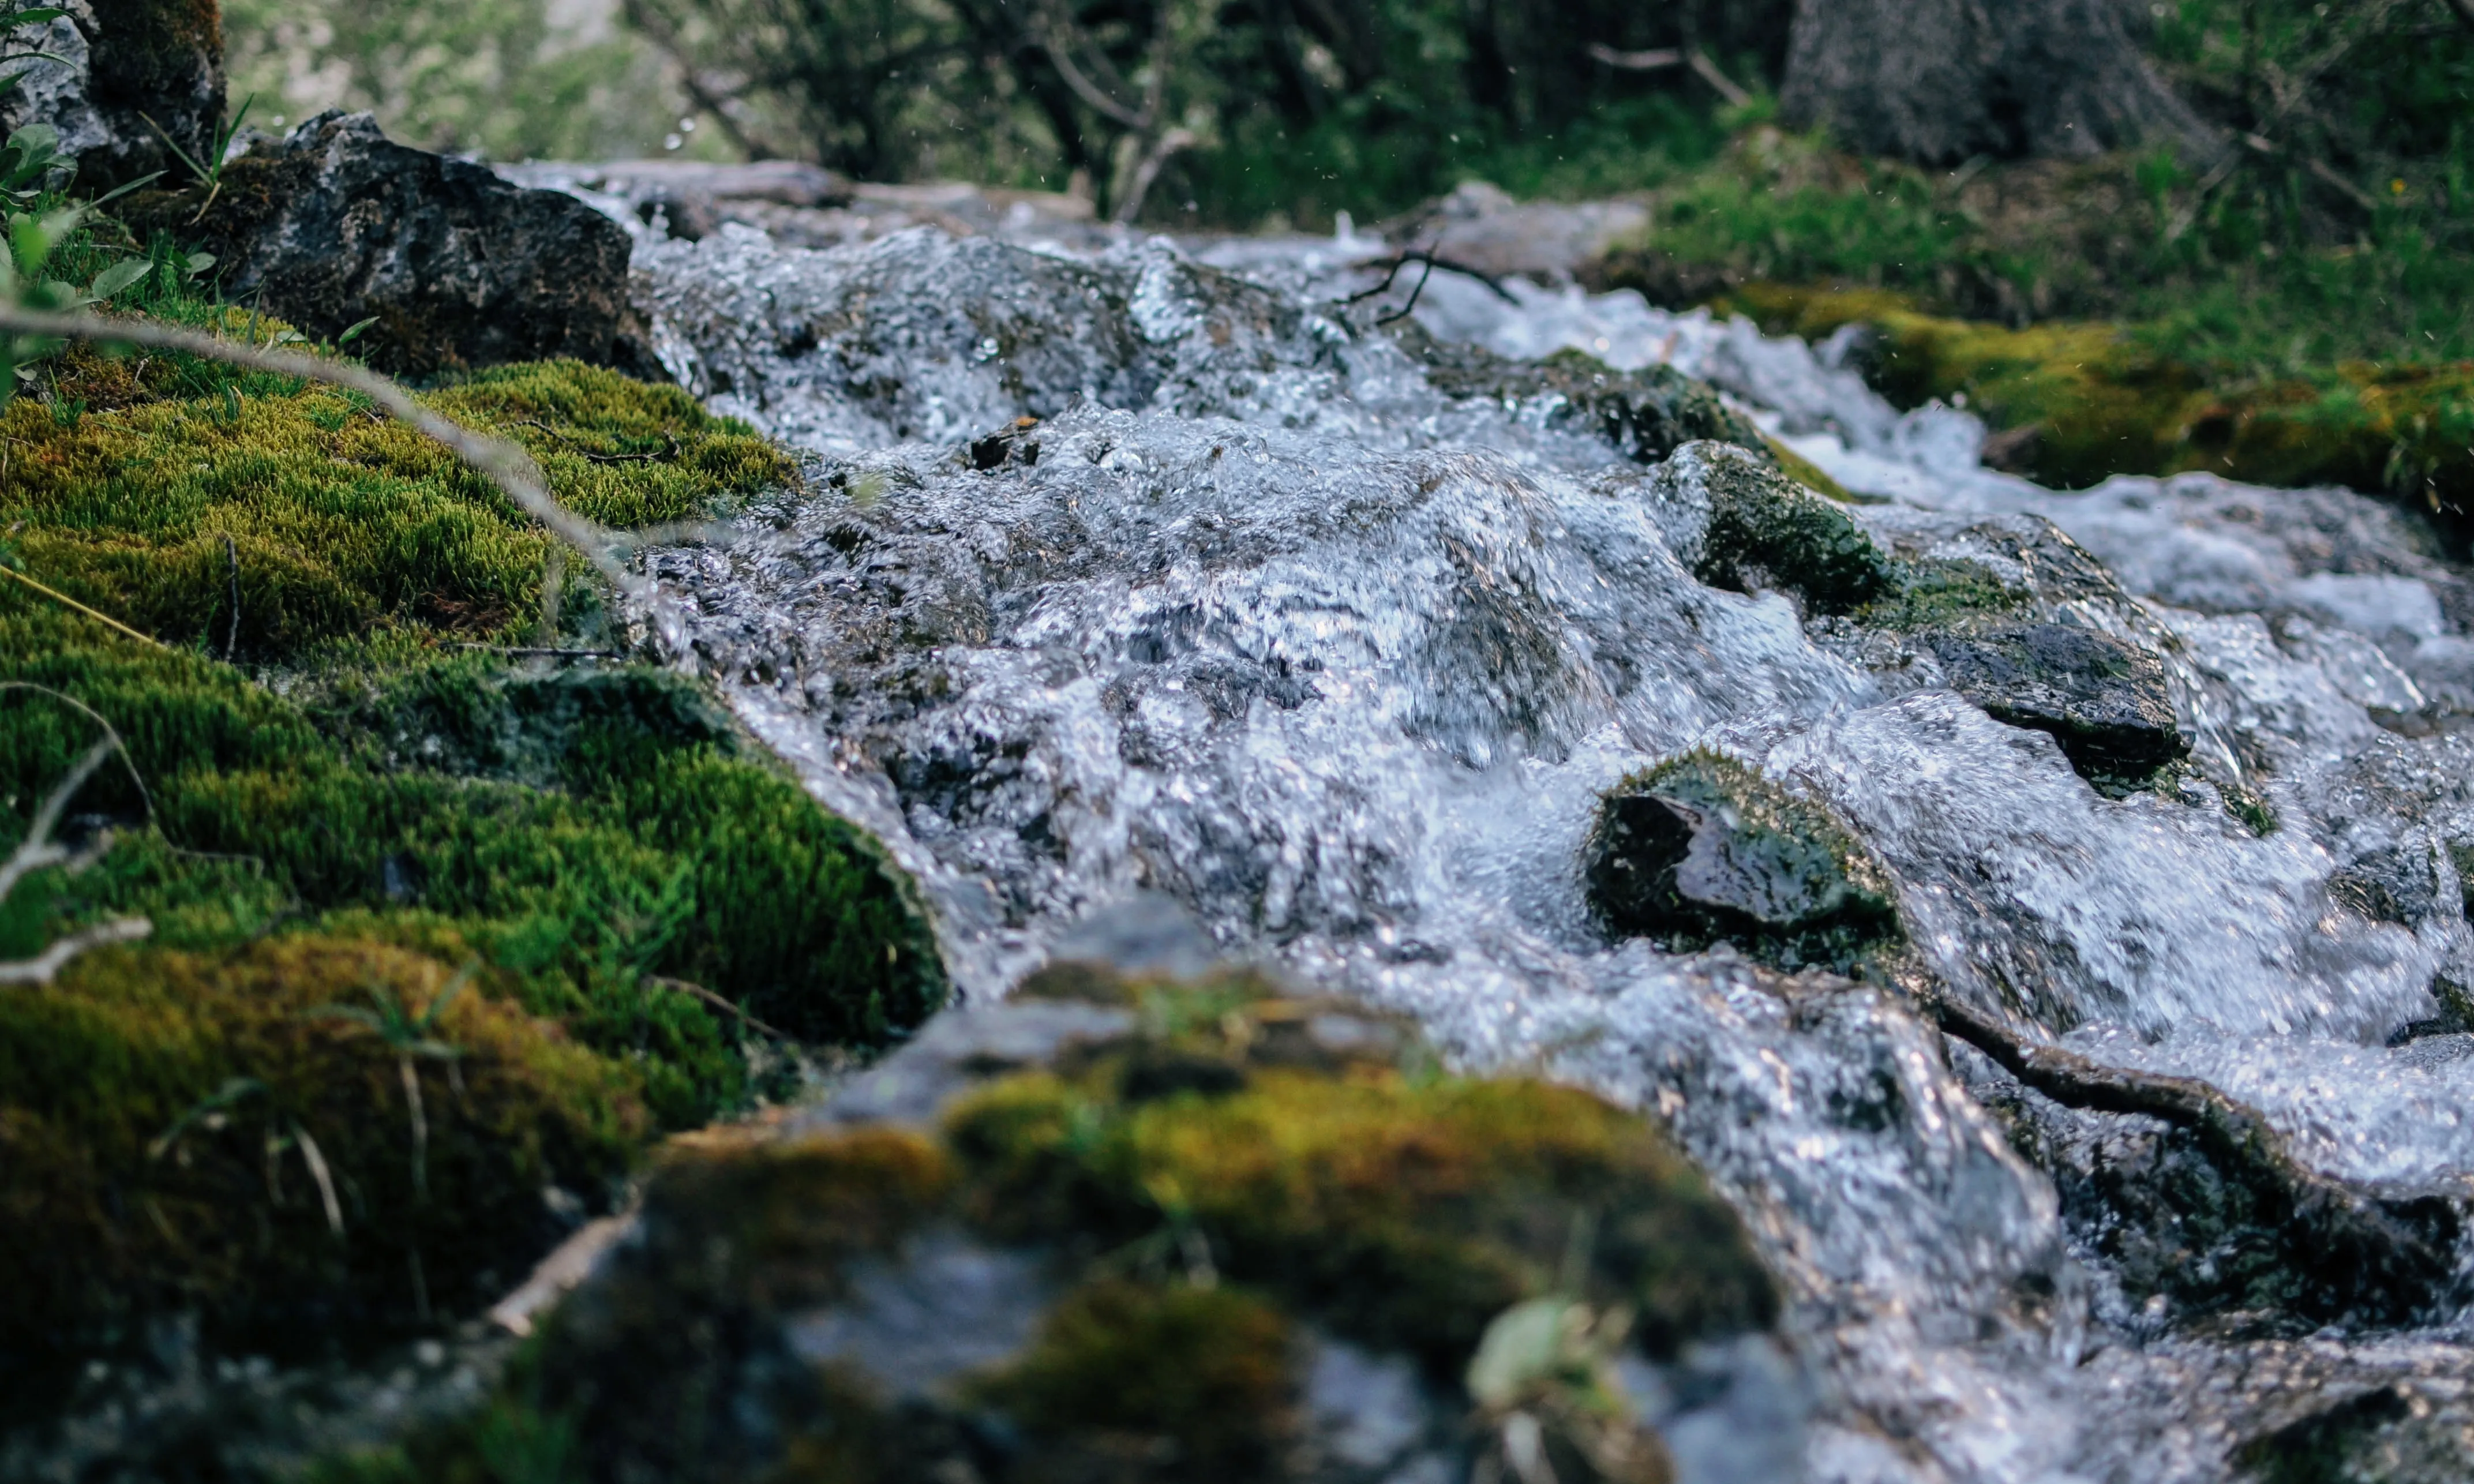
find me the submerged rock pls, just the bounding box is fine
[465,962,1784,1484]
[122,113,644,377]
[1924,623,2186,785]
[1585,750,1901,973]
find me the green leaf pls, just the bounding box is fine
[336,314,380,346]
[3,10,70,27]
[88,257,148,299]
[181,249,215,279]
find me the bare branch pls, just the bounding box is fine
[1686,47,1752,110]
[0,916,152,984]
[0,736,114,902]
[0,307,646,601]
[1112,126,1196,224]
[1585,43,1682,72]
[1041,22,1150,128]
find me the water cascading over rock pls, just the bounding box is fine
[512,212,2474,1481]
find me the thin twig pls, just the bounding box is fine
[1585,42,1681,71]
[0,683,158,829]
[1347,250,1521,317]
[221,532,239,661]
[452,644,625,659]
[0,916,151,983]
[0,736,114,901]
[645,973,800,1044]
[0,561,170,650]
[0,308,646,599]
[294,1121,344,1237]
[2306,156,2382,213]
[509,418,681,465]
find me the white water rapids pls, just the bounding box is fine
[582,206,2474,1482]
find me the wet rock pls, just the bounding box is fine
[1586,750,1901,973]
[466,962,1777,1484]
[1397,322,1766,467]
[1650,440,1894,616]
[121,112,643,377]
[1924,622,2187,786]
[0,0,223,190]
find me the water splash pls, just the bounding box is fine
[618,218,2474,1481]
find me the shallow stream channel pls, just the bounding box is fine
[577,201,2474,1481]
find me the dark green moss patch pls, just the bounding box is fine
[1586,750,1900,975]
[1678,443,1893,616]
[1395,321,1764,467]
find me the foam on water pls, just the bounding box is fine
[612,218,2474,1481]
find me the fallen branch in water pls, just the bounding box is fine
[0,306,646,601]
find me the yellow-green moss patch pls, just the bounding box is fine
[1725,284,2474,540]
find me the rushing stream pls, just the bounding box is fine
[593,207,2474,1482]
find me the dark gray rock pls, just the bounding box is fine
[0,0,224,191]
[122,111,647,378]
[1926,622,2187,784]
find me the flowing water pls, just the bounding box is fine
[608,212,2474,1482]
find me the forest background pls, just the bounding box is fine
[226,0,2473,400]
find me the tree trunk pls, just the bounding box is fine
[1780,0,2218,165]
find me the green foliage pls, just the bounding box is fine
[222,0,696,161]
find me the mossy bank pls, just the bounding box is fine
[0,319,946,1394]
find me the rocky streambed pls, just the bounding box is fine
[567,205,2474,1482]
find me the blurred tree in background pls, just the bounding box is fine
[222,0,707,161]
[216,0,2469,256]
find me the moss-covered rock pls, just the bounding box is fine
[1922,623,2187,788]
[1585,750,1901,974]
[1395,321,1767,467]
[1,343,943,1381]
[383,964,1776,1483]
[1651,441,1894,616]
[1728,284,2474,550]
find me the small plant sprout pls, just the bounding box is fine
[142,92,254,223]
[311,961,474,1204]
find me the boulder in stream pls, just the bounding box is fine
[453,958,1786,1484]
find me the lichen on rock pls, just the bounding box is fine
[1646,440,1894,616]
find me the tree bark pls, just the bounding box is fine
[1781,0,2219,165]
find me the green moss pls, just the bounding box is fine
[1584,749,1901,973]
[1724,284,2474,544]
[1684,443,1893,615]
[947,973,1772,1367]
[0,934,644,1365]
[443,968,1772,1483]
[969,1279,1295,1482]
[1,343,942,1369]
[5,344,789,657]
[1397,322,1767,467]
